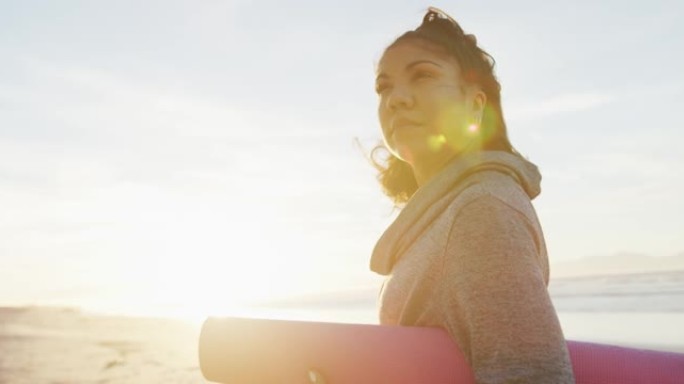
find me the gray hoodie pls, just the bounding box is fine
[371,151,575,383]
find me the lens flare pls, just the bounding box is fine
[427,134,447,151]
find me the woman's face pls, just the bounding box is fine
[376,39,485,176]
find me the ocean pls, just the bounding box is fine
[1,270,683,383]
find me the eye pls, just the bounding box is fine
[375,82,391,94]
[412,70,435,81]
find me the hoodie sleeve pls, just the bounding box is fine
[439,194,575,384]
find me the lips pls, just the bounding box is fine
[391,116,421,132]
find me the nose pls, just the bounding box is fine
[385,85,414,111]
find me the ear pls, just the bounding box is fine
[471,89,487,120]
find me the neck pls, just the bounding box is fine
[411,154,458,187]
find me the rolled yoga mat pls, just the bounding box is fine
[198,316,684,384]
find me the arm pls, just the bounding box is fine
[441,195,575,384]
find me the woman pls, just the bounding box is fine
[370,8,575,383]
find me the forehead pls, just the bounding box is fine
[377,39,459,74]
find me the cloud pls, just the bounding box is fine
[0,59,355,193]
[506,92,615,122]
[4,59,256,141]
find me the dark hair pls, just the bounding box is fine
[372,7,519,206]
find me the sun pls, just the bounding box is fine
[89,193,321,323]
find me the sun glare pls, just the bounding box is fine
[428,134,447,151]
[84,189,327,324]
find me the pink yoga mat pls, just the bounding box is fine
[198,317,684,384]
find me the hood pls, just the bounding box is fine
[370,150,542,275]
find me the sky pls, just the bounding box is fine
[1,0,683,319]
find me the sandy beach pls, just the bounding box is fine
[0,307,204,384]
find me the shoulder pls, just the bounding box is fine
[440,170,549,279]
[445,169,541,230]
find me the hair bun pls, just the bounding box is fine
[465,34,477,45]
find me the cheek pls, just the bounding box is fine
[378,104,392,135]
[426,96,469,133]
[438,105,476,152]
